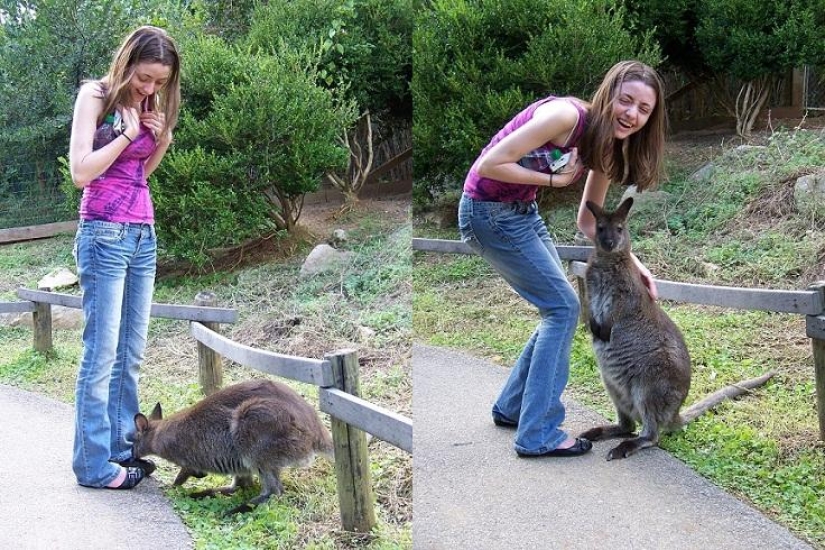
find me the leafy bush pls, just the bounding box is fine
[244,0,412,122]
[152,38,357,265]
[151,147,274,265]
[413,0,661,204]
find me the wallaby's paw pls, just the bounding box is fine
[606,446,630,461]
[606,440,644,461]
[173,468,208,486]
[189,487,231,499]
[225,502,255,515]
[579,426,608,441]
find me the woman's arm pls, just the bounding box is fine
[476,100,583,188]
[576,169,611,241]
[140,109,172,178]
[69,83,140,188]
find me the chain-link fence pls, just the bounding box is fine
[0,157,73,230]
[804,65,825,110]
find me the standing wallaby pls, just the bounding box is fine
[580,197,774,460]
[133,379,333,514]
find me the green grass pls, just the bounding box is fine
[0,207,411,549]
[0,234,76,299]
[413,127,825,548]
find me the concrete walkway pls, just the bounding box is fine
[0,384,192,550]
[413,343,813,550]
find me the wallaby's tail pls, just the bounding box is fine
[679,371,776,426]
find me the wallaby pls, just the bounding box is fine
[579,197,774,460]
[133,379,334,514]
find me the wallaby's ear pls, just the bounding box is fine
[135,413,149,432]
[585,200,603,218]
[150,402,163,420]
[615,197,634,219]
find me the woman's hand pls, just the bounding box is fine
[139,109,168,142]
[550,147,584,188]
[632,253,658,299]
[122,107,141,141]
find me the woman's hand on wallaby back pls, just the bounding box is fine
[632,253,658,299]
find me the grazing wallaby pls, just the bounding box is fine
[579,197,774,460]
[133,379,333,514]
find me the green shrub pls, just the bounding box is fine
[152,39,356,265]
[245,0,412,122]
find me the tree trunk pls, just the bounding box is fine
[735,75,772,138]
[326,111,374,205]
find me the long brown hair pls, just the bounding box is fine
[579,60,666,191]
[95,26,181,136]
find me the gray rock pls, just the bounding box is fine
[37,267,78,291]
[300,244,354,278]
[0,305,83,330]
[690,162,716,182]
[330,229,348,247]
[794,174,825,218]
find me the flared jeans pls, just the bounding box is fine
[73,220,156,487]
[458,193,580,455]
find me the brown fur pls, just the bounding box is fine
[579,198,773,460]
[133,379,333,514]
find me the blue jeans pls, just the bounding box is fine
[72,220,156,487]
[458,193,580,455]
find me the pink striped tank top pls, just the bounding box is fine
[463,96,588,203]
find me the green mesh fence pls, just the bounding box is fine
[0,158,74,230]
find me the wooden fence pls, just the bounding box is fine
[0,288,412,532]
[413,237,825,440]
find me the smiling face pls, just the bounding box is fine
[611,80,657,140]
[128,62,171,108]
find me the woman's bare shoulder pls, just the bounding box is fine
[77,80,106,101]
[533,97,582,126]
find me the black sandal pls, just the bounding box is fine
[105,466,146,490]
[117,457,156,476]
[516,438,593,458]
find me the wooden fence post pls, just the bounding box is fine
[807,282,825,440]
[573,231,592,326]
[194,291,222,395]
[32,299,53,354]
[325,349,376,533]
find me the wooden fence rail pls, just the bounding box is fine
[413,237,825,440]
[1,287,412,532]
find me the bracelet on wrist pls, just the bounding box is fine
[549,172,554,187]
[121,133,133,144]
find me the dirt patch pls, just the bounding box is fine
[299,193,411,238]
[157,193,411,278]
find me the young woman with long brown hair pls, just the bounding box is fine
[458,60,667,458]
[68,25,180,489]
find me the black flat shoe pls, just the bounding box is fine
[516,438,593,458]
[105,467,146,490]
[118,457,156,476]
[493,415,518,428]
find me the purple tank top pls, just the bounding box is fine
[463,96,588,202]
[80,121,157,224]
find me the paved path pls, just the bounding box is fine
[0,384,192,550]
[413,343,813,550]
